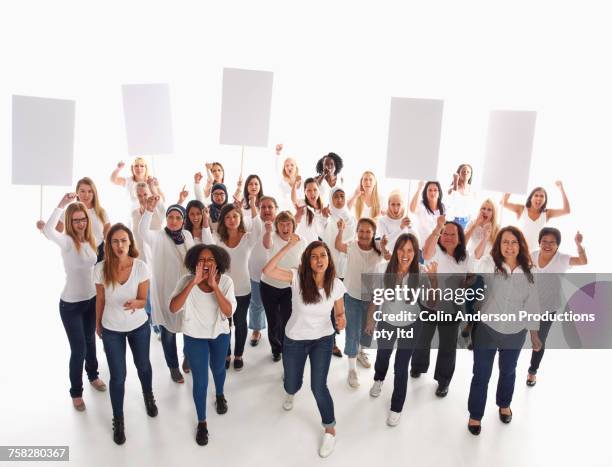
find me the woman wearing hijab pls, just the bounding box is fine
[138,196,195,383]
[207,183,229,234]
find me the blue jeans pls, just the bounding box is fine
[453,217,469,231]
[59,297,99,398]
[159,325,179,369]
[468,324,526,421]
[183,333,230,422]
[248,280,267,331]
[144,289,160,334]
[343,294,372,358]
[283,334,336,428]
[102,322,153,418]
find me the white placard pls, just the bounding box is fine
[122,83,174,156]
[219,68,274,147]
[12,95,75,186]
[385,97,444,180]
[482,110,537,194]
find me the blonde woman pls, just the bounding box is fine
[347,171,383,220]
[42,193,107,411]
[111,157,165,207]
[275,143,303,212]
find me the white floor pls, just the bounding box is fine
[1,292,611,467]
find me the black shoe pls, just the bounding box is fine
[435,384,449,398]
[499,407,513,424]
[170,368,184,384]
[332,345,343,358]
[526,375,537,387]
[233,358,244,371]
[250,332,261,347]
[195,422,208,446]
[225,358,231,370]
[272,353,281,362]
[410,369,421,378]
[143,392,158,417]
[215,395,228,415]
[467,422,481,436]
[112,417,126,445]
[182,357,190,374]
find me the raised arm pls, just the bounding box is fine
[501,193,524,218]
[409,181,425,213]
[263,220,273,249]
[138,196,160,246]
[110,161,127,186]
[43,193,76,250]
[193,172,204,202]
[546,180,571,220]
[262,233,300,283]
[423,215,446,261]
[347,185,363,210]
[335,219,349,254]
[473,222,492,260]
[569,231,587,266]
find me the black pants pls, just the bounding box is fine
[528,311,555,375]
[227,294,251,357]
[374,320,418,412]
[260,282,292,355]
[411,320,459,387]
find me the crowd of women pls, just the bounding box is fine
[38,145,587,457]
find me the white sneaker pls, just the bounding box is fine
[369,380,383,397]
[283,394,294,411]
[357,350,371,368]
[318,433,336,458]
[387,410,402,427]
[347,369,360,388]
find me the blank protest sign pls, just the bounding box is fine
[220,68,274,147]
[482,110,537,194]
[122,83,174,156]
[385,97,444,180]
[12,95,75,186]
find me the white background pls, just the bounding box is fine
[1,1,611,466]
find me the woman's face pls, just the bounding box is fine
[284,158,297,177]
[277,220,294,240]
[332,190,345,209]
[539,234,559,256]
[110,229,131,259]
[223,209,241,230]
[361,173,375,189]
[426,183,439,202]
[323,157,336,175]
[212,189,226,205]
[132,161,147,178]
[76,184,94,206]
[259,199,277,222]
[500,231,520,261]
[198,249,217,281]
[309,246,329,275]
[211,164,224,182]
[247,177,261,196]
[188,207,203,228]
[70,210,89,235]
[136,186,150,206]
[397,240,415,271]
[479,202,494,222]
[459,165,472,181]
[530,190,546,209]
[305,182,319,204]
[356,222,375,245]
[387,195,403,217]
[166,211,184,231]
[440,223,459,251]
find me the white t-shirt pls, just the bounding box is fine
[261,234,308,289]
[531,250,570,311]
[43,207,97,302]
[285,269,346,340]
[87,208,108,246]
[531,249,571,273]
[131,204,164,264]
[446,188,477,220]
[518,209,547,252]
[94,259,151,332]
[377,215,421,253]
[344,240,385,300]
[172,274,237,339]
[428,244,472,274]
[414,203,441,248]
[466,223,493,257]
[248,217,269,283]
[320,213,356,279]
[296,209,328,244]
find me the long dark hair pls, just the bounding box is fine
[384,233,420,291]
[438,221,467,263]
[216,204,246,243]
[103,223,139,288]
[491,226,534,282]
[357,218,381,256]
[452,164,473,186]
[242,174,264,209]
[525,187,548,212]
[298,241,336,304]
[422,181,445,215]
[303,177,323,226]
[185,200,205,234]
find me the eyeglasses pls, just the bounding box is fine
[72,217,88,225]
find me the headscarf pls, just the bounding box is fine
[164,204,186,245]
[329,186,351,222]
[209,183,228,223]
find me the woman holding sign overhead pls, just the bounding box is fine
[501,181,571,251]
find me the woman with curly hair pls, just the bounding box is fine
[315,152,344,204]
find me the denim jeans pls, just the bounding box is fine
[468,324,526,421]
[184,333,230,422]
[144,289,160,335]
[227,294,250,357]
[411,319,460,387]
[453,217,470,231]
[373,320,418,413]
[59,297,99,398]
[248,280,267,331]
[260,282,292,355]
[102,322,153,418]
[159,325,179,369]
[283,334,336,428]
[528,311,555,375]
[343,294,373,358]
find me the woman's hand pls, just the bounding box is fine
[293,175,302,189]
[322,206,331,218]
[530,331,543,352]
[400,217,411,229]
[194,172,203,184]
[178,185,189,204]
[275,143,283,155]
[364,315,375,335]
[145,195,160,212]
[337,218,346,231]
[36,220,45,231]
[123,300,138,313]
[287,233,300,247]
[264,220,274,234]
[58,192,77,209]
[117,161,125,170]
[193,261,206,285]
[335,314,347,331]
[436,214,446,230]
[96,322,103,339]
[575,231,583,246]
[207,263,219,289]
